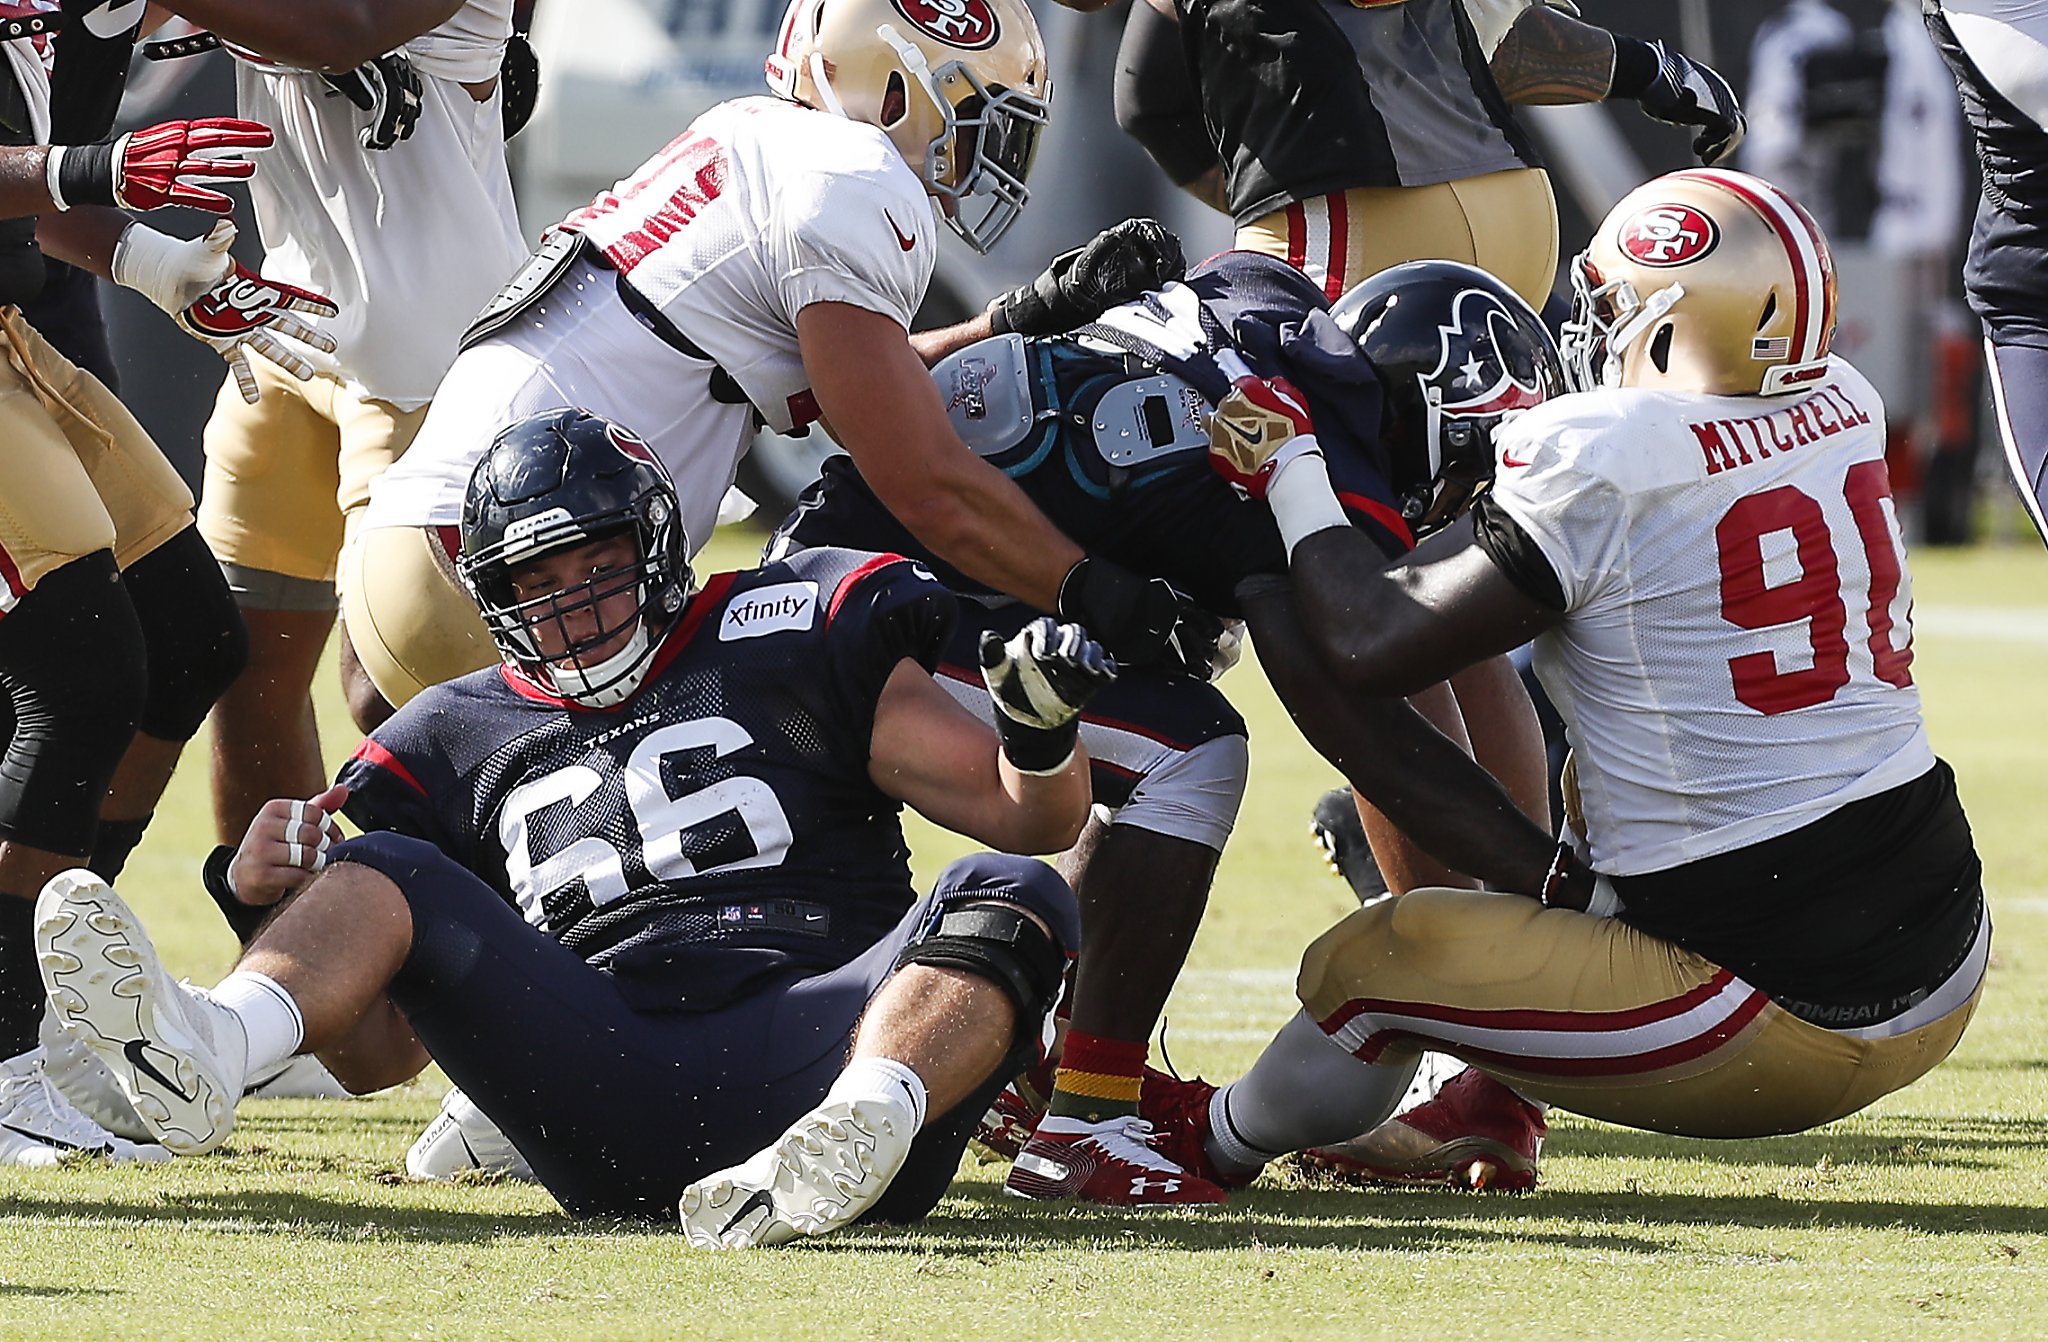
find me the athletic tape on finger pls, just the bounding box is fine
[287,840,304,867]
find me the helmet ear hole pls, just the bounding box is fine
[1757,290,1778,331]
[881,72,907,127]
[1649,322,1675,374]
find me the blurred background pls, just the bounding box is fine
[100,0,2015,544]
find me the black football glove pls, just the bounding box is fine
[1637,40,1746,166]
[1055,556,1227,681]
[324,51,424,151]
[980,617,1118,773]
[988,218,1186,337]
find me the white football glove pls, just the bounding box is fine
[112,221,339,403]
[980,616,1117,773]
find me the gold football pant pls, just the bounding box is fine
[197,353,428,589]
[337,523,496,707]
[0,305,192,612]
[1296,887,1986,1138]
[1237,167,1560,311]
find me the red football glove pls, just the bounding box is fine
[1207,374,1319,500]
[117,118,271,212]
[180,260,341,404]
[50,117,273,215]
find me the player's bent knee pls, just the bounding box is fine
[1112,733,1249,852]
[123,531,250,742]
[327,832,467,908]
[898,855,1078,1021]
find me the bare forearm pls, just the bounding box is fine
[910,312,996,366]
[157,0,461,69]
[36,207,129,279]
[0,146,56,221]
[1244,580,1555,894]
[990,751,1092,854]
[1490,6,1617,105]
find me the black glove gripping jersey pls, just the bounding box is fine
[777,251,1411,618]
[338,548,957,1012]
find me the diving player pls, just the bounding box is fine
[36,408,1100,1250]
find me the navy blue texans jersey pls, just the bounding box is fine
[773,251,1410,618]
[337,547,956,1012]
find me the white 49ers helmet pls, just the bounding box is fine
[766,0,1050,254]
[1563,169,1837,397]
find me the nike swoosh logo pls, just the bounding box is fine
[83,0,147,38]
[1,1121,104,1154]
[1223,419,1262,446]
[124,1037,196,1103]
[884,211,915,252]
[1501,453,1533,468]
[719,1186,777,1237]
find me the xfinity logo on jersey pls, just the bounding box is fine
[719,581,819,640]
[1620,204,1720,267]
[890,0,999,50]
[1429,290,1550,418]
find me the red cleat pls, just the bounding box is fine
[1137,1067,1253,1190]
[969,1080,1045,1164]
[1296,1066,1545,1193]
[1005,1114,1229,1206]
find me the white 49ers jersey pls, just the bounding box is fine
[1488,357,1933,875]
[367,96,936,550]
[233,0,525,407]
[563,96,935,435]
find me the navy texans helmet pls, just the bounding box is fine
[458,408,691,708]
[1331,260,1564,537]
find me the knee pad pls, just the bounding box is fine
[896,904,1069,1023]
[1112,733,1249,852]
[0,553,146,854]
[121,530,250,741]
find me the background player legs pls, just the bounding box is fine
[1982,336,2048,544]
[208,605,333,847]
[337,627,396,734]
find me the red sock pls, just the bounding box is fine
[1048,1031,1148,1122]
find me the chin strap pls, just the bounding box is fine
[546,620,655,708]
[1603,283,1686,387]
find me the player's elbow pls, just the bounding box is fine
[1004,794,1090,855]
[1324,631,1430,698]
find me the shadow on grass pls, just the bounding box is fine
[0,1189,583,1243]
[1550,1112,2048,1170]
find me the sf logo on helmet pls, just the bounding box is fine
[1619,204,1720,267]
[1429,290,1548,417]
[890,0,999,49]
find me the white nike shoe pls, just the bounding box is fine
[678,1095,916,1249]
[38,1010,151,1141]
[0,1048,170,1166]
[243,1054,353,1101]
[406,1087,535,1181]
[35,870,248,1155]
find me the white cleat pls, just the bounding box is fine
[0,1048,170,1166]
[678,1096,914,1249]
[34,871,248,1156]
[243,1054,353,1101]
[407,1087,535,1181]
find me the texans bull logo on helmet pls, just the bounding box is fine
[889,0,999,49]
[1426,289,1553,421]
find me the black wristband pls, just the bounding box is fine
[203,843,269,945]
[1540,843,1596,911]
[994,712,1080,775]
[52,138,119,209]
[1609,34,1661,101]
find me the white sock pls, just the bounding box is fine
[826,1056,928,1131]
[211,970,305,1075]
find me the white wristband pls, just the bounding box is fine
[1265,439,1349,558]
[44,144,71,212]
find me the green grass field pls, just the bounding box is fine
[3,527,2045,1341]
